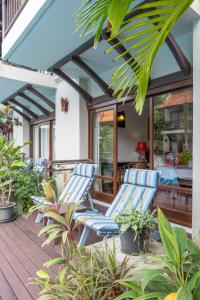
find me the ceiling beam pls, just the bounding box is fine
[142,0,191,75]
[72,56,113,96]
[166,34,191,76]
[48,33,106,70]
[27,86,55,110]
[18,92,50,116]
[11,107,31,122]
[1,85,28,104]
[8,99,39,119]
[53,68,93,103]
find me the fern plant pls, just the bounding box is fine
[77,0,193,114]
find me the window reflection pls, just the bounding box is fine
[154,90,193,183]
[93,110,114,194]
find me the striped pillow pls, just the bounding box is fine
[74,163,96,178]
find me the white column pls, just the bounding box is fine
[192,19,200,241]
[55,79,88,160]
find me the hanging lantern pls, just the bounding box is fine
[117,111,125,128]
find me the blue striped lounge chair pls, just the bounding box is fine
[75,168,159,246]
[32,163,97,223]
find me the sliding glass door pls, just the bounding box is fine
[89,106,117,202]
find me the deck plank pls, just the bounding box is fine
[2,223,57,277]
[0,226,40,299]
[0,269,17,300]
[0,246,33,300]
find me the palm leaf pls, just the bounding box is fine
[77,0,193,114]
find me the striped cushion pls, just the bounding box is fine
[74,163,96,178]
[124,169,159,188]
[58,175,91,204]
[106,185,155,218]
[75,211,119,234]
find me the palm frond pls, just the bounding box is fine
[77,0,193,114]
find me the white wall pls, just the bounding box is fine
[117,103,148,162]
[55,78,88,160]
[192,19,200,242]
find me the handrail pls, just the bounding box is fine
[2,0,28,37]
[46,159,93,176]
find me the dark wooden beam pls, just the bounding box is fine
[19,92,50,116]
[142,0,191,76]
[8,99,38,119]
[87,71,192,108]
[2,85,28,104]
[105,35,133,68]
[11,107,31,122]
[48,33,106,71]
[72,56,113,96]
[53,68,93,103]
[27,86,55,110]
[166,34,191,76]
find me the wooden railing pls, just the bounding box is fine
[46,159,93,176]
[2,0,28,36]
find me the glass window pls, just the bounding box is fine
[153,89,192,218]
[33,125,39,159]
[40,124,50,160]
[52,120,56,160]
[93,110,114,194]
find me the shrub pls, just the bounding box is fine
[13,169,43,213]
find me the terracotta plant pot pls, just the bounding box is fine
[0,202,16,223]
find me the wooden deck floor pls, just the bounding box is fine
[0,215,61,300]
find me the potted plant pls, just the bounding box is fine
[177,150,192,166]
[0,136,25,222]
[116,209,200,300]
[115,209,156,254]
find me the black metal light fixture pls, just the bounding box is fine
[117,111,126,128]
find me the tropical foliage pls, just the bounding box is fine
[34,242,133,300]
[115,208,200,300]
[77,0,193,114]
[13,169,43,212]
[0,104,21,139]
[0,136,25,207]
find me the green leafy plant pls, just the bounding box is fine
[13,169,43,213]
[30,201,133,299]
[115,209,156,239]
[77,0,193,114]
[33,242,133,300]
[0,104,21,140]
[0,136,25,207]
[115,208,200,299]
[41,178,57,202]
[115,209,156,253]
[177,150,192,165]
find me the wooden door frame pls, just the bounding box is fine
[89,104,118,203]
[30,119,55,160]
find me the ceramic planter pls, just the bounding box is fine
[120,228,150,255]
[0,202,16,223]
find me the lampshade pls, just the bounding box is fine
[136,142,147,153]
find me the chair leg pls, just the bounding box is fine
[35,212,43,224]
[78,226,91,247]
[87,193,98,213]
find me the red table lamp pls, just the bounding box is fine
[136,142,147,161]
